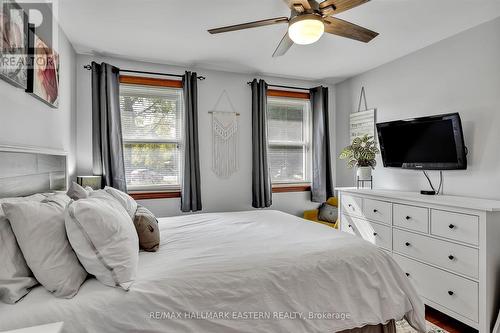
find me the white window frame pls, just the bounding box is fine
[267,96,312,185]
[119,81,184,192]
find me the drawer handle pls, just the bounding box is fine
[373,232,378,236]
[405,216,411,220]
[448,255,455,261]
[448,291,454,296]
[373,209,378,213]
[449,224,455,229]
[405,272,410,277]
[405,242,411,247]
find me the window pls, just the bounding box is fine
[119,77,183,191]
[267,93,312,185]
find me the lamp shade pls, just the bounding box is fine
[288,14,324,45]
[76,176,102,190]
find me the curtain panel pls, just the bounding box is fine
[181,71,202,212]
[310,86,334,202]
[91,62,127,191]
[251,79,272,208]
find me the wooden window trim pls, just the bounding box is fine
[272,185,311,193]
[119,75,182,88]
[129,191,181,200]
[267,89,310,100]
[120,76,183,194]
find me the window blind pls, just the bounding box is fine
[267,97,311,184]
[119,83,184,190]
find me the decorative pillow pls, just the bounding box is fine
[66,181,91,201]
[317,203,338,224]
[104,186,138,220]
[2,194,87,299]
[134,205,160,252]
[0,194,44,304]
[65,191,139,290]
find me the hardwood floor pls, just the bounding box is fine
[425,306,477,333]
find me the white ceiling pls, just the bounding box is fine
[58,0,500,83]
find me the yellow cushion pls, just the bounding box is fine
[303,210,319,221]
[326,197,338,207]
[315,220,339,229]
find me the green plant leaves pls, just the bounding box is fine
[338,134,379,169]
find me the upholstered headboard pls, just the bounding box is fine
[0,145,67,199]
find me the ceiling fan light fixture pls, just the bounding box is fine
[288,14,324,45]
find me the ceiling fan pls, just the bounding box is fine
[208,0,379,57]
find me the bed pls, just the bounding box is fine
[1,208,426,333]
[0,147,425,333]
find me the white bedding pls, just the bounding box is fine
[0,210,426,333]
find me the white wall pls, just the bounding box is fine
[0,29,77,178]
[335,17,500,200]
[75,54,335,217]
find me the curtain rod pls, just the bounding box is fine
[82,65,206,80]
[246,81,311,91]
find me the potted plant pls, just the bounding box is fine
[339,134,380,180]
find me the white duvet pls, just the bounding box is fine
[0,210,426,333]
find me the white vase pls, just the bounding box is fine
[357,166,372,181]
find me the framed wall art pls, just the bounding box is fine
[0,0,28,88]
[26,24,59,108]
[349,108,376,143]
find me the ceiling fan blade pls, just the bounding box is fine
[208,17,289,34]
[281,0,312,13]
[320,0,369,16]
[324,17,378,43]
[272,33,294,57]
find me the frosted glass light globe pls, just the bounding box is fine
[288,15,324,45]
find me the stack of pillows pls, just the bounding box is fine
[0,183,160,304]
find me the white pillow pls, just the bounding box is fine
[2,194,87,298]
[104,186,138,219]
[0,194,44,304]
[66,181,91,201]
[65,190,139,290]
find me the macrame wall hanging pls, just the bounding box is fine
[209,90,240,178]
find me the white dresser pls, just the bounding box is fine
[337,188,500,333]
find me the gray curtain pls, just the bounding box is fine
[91,62,127,191]
[310,86,334,202]
[181,71,202,212]
[251,79,272,208]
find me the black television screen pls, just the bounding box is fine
[376,113,467,170]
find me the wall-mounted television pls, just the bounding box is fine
[376,113,467,170]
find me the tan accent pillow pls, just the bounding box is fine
[133,206,160,252]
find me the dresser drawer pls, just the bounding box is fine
[340,214,356,235]
[394,204,429,233]
[341,214,391,250]
[393,229,478,279]
[370,222,392,251]
[341,195,363,217]
[394,254,478,323]
[364,199,392,225]
[431,210,479,246]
